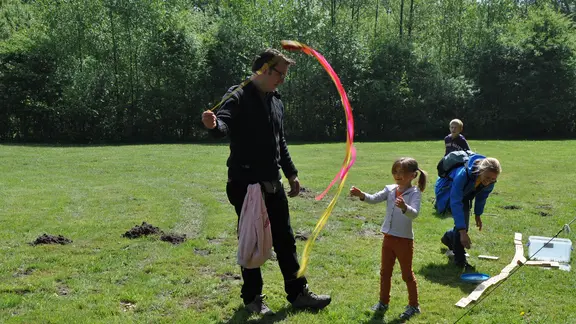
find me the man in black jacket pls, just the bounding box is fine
[202,48,331,315]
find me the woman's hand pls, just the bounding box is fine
[475,215,483,231]
[459,230,471,249]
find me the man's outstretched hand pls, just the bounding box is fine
[202,110,217,129]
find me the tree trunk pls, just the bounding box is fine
[109,5,119,105]
[399,0,404,38]
[374,0,379,39]
[331,0,336,27]
[407,0,414,38]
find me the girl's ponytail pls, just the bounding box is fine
[416,168,427,192]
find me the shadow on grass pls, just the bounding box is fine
[417,262,478,294]
[361,311,408,324]
[219,304,324,324]
[433,210,452,220]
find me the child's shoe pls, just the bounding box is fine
[399,305,421,320]
[371,301,389,312]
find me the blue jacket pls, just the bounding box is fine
[435,154,495,230]
[450,154,495,230]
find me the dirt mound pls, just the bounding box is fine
[122,222,161,239]
[294,231,310,241]
[123,222,187,244]
[299,186,317,199]
[31,234,72,245]
[501,205,521,210]
[160,233,187,245]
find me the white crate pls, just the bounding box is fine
[528,236,572,263]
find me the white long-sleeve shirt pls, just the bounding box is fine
[363,184,422,239]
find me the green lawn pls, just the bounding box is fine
[1,141,575,323]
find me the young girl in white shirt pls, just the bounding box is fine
[350,157,427,321]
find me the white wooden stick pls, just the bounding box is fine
[522,260,560,268]
[478,255,499,260]
[455,233,524,308]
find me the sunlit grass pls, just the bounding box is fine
[0,141,575,323]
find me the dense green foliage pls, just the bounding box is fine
[2,0,576,143]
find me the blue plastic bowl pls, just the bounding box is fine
[460,273,490,284]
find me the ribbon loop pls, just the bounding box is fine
[281,40,356,277]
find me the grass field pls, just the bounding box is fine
[1,141,575,323]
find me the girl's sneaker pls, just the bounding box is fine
[400,305,421,320]
[371,301,389,312]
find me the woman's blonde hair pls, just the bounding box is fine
[476,157,502,175]
[391,157,428,192]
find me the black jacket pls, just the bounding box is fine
[209,81,298,182]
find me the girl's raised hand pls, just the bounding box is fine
[350,186,364,199]
[395,196,407,213]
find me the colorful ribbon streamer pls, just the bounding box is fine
[281,40,356,277]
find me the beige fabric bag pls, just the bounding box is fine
[237,184,273,268]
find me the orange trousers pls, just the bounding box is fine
[380,234,418,307]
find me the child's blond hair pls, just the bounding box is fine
[450,119,464,129]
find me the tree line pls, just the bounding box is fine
[1,0,576,143]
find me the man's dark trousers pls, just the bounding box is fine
[226,180,307,304]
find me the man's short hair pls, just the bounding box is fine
[252,48,295,72]
[450,119,464,128]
